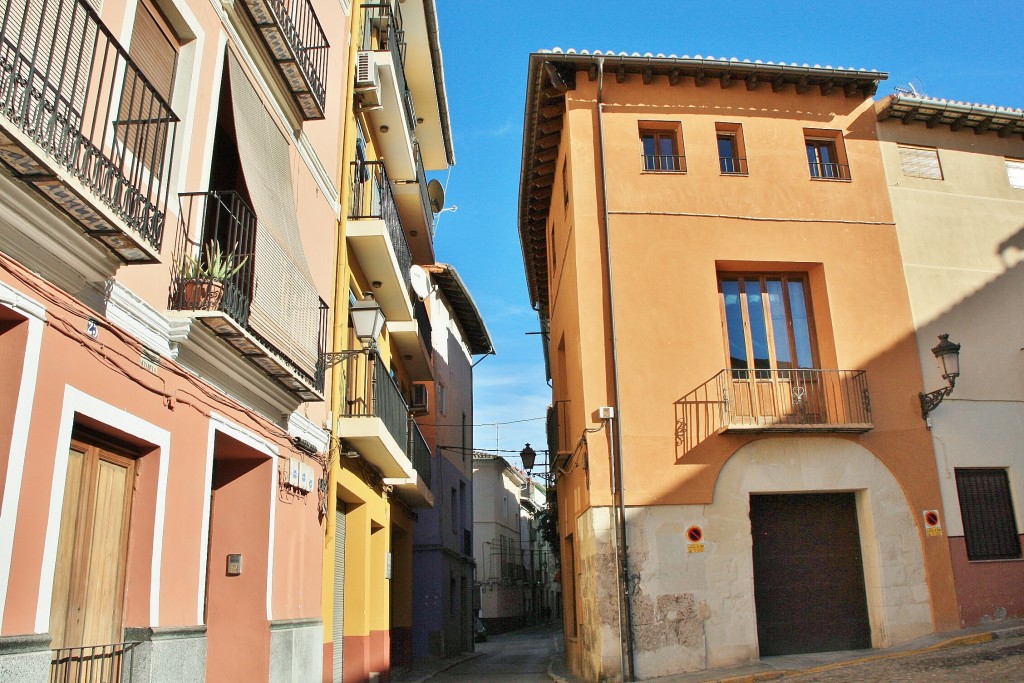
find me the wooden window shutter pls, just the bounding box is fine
[129,1,178,101]
[898,145,943,180]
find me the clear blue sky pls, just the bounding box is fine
[429,0,1024,470]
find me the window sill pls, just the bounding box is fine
[966,557,1023,563]
[809,176,852,183]
[720,172,749,177]
[641,170,687,175]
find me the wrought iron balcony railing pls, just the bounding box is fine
[170,191,327,399]
[413,299,431,355]
[51,641,137,683]
[719,156,748,174]
[546,400,571,460]
[350,159,412,292]
[360,2,416,134]
[0,0,178,261]
[240,0,329,119]
[675,368,872,455]
[409,419,431,488]
[808,162,851,180]
[642,153,684,172]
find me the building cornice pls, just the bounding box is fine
[876,94,1024,138]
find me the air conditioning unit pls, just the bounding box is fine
[411,383,429,414]
[355,51,381,107]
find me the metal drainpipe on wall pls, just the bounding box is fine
[594,56,636,682]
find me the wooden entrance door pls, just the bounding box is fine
[50,437,135,650]
[750,493,871,655]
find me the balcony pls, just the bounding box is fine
[238,0,328,119]
[391,145,436,264]
[356,3,418,181]
[337,350,432,506]
[348,160,413,321]
[546,401,572,469]
[808,161,851,180]
[675,369,873,456]
[0,0,178,262]
[168,191,327,401]
[388,299,432,380]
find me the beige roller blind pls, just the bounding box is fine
[227,52,320,375]
[898,144,943,180]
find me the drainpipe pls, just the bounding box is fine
[594,57,636,682]
[324,0,362,649]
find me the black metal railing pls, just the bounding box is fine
[408,419,431,488]
[243,0,328,116]
[340,350,409,445]
[360,2,416,133]
[546,400,571,458]
[350,159,412,291]
[675,368,872,456]
[170,191,325,393]
[0,0,178,250]
[413,299,431,355]
[809,162,851,180]
[642,153,684,172]
[719,156,748,174]
[50,642,137,683]
[413,144,434,236]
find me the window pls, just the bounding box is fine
[639,123,684,172]
[451,488,459,533]
[805,130,850,180]
[720,274,816,376]
[955,469,1021,561]
[561,159,569,211]
[716,123,747,174]
[1006,158,1024,190]
[898,145,943,180]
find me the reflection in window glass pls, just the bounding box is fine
[745,280,771,372]
[789,281,813,368]
[767,279,792,369]
[721,279,747,371]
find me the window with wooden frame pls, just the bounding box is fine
[49,431,137,651]
[716,122,747,175]
[955,468,1022,561]
[804,129,850,180]
[898,144,943,180]
[1006,158,1024,190]
[639,122,684,172]
[719,274,817,378]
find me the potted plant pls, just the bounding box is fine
[180,241,248,310]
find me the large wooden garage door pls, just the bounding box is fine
[750,492,871,655]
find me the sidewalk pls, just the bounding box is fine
[547,619,1024,683]
[392,649,486,683]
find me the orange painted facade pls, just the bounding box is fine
[520,52,962,681]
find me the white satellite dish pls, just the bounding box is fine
[409,265,431,301]
[427,179,445,214]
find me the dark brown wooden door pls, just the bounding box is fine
[750,493,870,655]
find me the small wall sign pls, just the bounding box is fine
[686,525,705,553]
[923,510,942,537]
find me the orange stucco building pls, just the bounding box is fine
[519,50,961,681]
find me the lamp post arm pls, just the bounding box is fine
[919,383,954,420]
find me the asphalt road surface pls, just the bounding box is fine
[430,625,559,682]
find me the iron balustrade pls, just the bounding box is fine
[170,191,326,393]
[719,156,748,174]
[675,368,872,455]
[408,419,431,488]
[413,299,431,356]
[809,161,851,180]
[360,2,416,134]
[546,400,571,458]
[0,0,178,250]
[642,153,684,172]
[241,0,329,118]
[340,350,409,448]
[350,159,413,293]
[50,641,137,683]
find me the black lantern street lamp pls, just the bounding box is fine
[520,443,537,472]
[919,334,961,421]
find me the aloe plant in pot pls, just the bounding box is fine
[180,241,248,310]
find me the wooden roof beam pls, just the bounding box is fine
[719,72,733,89]
[819,78,836,96]
[771,75,787,93]
[615,65,627,83]
[974,119,991,135]
[795,76,810,94]
[694,70,706,87]
[925,111,945,128]
[901,108,917,125]
[745,74,759,91]
[642,67,653,85]
[950,115,966,132]
[668,68,682,85]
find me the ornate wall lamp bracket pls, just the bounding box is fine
[919,334,961,422]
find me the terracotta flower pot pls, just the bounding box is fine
[181,278,226,310]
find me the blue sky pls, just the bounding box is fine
[429,1,1024,470]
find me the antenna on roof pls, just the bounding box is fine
[894,79,926,98]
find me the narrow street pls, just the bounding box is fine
[427,626,560,682]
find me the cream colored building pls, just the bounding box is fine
[876,95,1024,625]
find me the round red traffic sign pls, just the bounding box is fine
[686,525,703,543]
[924,511,939,527]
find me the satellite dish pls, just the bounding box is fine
[427,179,445,214]
[409,265,431,301]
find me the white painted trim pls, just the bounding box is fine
[287,412,330,452]
[0,288,46,625]
[36,386,171,632]
[104,280,178,358]
[198,413,279,624]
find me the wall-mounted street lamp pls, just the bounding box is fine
[919,334,961,421]
[322,292,386,368]
[520,443,537,472]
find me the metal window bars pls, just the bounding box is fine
[642,153,684,172]
[50,641,137,683]
[808,161,851,180]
